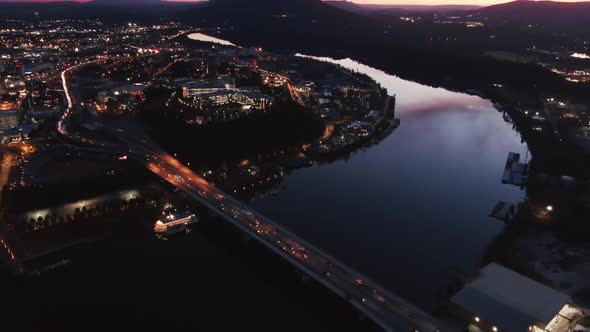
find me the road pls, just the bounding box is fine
[58,54,448,332]
[0,153,14,202]
[58,58,108,145]
[0,152,23,274]
[146,152,444,332]
[258,69,305,106]
[135,143,445,332]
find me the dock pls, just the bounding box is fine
[501,152,527,186]
[489,201,515,222]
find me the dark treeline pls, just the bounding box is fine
[1,164,151,214]
[138,88,325,169]
[213,25,590,104]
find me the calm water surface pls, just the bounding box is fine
[252,55,527,308]
[192,33,528,308]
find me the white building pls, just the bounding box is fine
[451,263,574,332]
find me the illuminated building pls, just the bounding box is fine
[0,94,18,111]
[154,211,198,236]
[177,78,274,124]
[0,110,20,129]
[451,263,573,332]
[183,86,272,110]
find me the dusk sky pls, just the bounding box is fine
[0,0,587,5]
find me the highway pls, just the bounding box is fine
[58,54,448,332]
[137,145,445,332]
[88,111,445,332]
[58,58,109,145]
[258,69,305,106]
[0,153,23,274]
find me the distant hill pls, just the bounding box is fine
[364,4,481,13]
[324,1,372,14]
[201,0,355,19]
[178,0,384,56]
[325,1,480,15]
[471,0,590,37]
[181,0,369,31]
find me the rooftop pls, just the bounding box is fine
[452,263,569,331]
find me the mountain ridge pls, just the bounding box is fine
[470,0,590,38]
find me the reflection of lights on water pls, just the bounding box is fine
[187,33,237,47]
[571,53,590,59]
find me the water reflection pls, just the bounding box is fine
[187,33,238,47]
[250,55,528,309]
[295,54,491,115]
[180,32,529,308]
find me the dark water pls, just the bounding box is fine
[250,55,528,308]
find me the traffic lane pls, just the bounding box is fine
[154,163,389,298]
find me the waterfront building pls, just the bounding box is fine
[451,263,573,332]
[154,211,198,236]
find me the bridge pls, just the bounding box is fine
[144,151,443,332]
[54,59,448,332]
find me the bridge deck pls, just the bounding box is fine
[147,154,445,332]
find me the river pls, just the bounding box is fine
[191,32,529,308]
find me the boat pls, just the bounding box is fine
[154,211,198,236]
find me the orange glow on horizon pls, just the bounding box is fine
[347,0,585,4]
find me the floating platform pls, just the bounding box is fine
[490,201,515,221]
